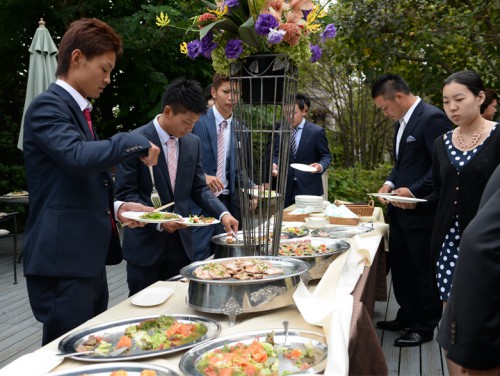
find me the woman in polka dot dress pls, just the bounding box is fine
[396,70,500,301]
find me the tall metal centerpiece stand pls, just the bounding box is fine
[230,54,298,255]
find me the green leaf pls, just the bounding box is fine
[200,18,240,39]
[239,17,260,49]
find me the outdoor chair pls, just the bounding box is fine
[0,212,19,284]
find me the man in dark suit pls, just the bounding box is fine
[372,74,452,346]
[22,18,160,345]
[437,165,500,374]
[115,79,239,294]
[189,74,241,261]
[272,94,332,207]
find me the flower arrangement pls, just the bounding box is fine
[156,0,337,75]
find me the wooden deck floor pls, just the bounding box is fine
[0,234,448,375]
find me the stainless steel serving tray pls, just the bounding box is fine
[310,225,374,239]
[279,238,350,280]
[47,362,179,376]
[180,257,310,325]
[180,328,328,375]
[58,314,221,362]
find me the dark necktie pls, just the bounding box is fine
[290,126,298,157]
[83,108,95,139]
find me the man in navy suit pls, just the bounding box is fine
[115,79,239,294]
[22,18,160,345]
[371,74,451,347]
[189,74,242,261]
[272,94,332,207]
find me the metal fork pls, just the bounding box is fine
[278,320,296,374]
[57,346,127,359]
[148,165,162,208]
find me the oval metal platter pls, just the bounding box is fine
[310,226,374,239]
[180,256,310,284]
[180,328,328,376]
[58,314,221,362]
[47,362,179,376]
[278,237,350,259]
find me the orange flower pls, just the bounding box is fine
[197,13,217,28]
[279,22,302,46]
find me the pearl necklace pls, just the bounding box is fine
[456,122,485,149]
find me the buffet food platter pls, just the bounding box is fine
[179,328,328,376]
[58,315,221,362]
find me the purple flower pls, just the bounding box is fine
[302,9,312,19]
[225,39,243,59]
[267,28,285,44]
[187,40,202,59]
[201,32,217,59]
[224,0,239,8]
[310,44,322,62]
[321,23,337,42]
[255,14,279,36]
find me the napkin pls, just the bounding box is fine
[0,351,63,376]
[324,204,358,218]
[293,234,382,375]
[288,206,314,214]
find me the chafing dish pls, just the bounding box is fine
[278,237,350,280]
[179,256,310,326]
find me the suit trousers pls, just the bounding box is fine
[126,231,191,296]
[26,270,108,345]
[388,219,442,332]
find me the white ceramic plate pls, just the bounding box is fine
[176,217,220,226]
[382,195,427,203]
[290,163,316,172]
[131,287,173,307]
[367,192,397,197]
[121,211,181,223]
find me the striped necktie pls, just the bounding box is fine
[290,126,298,157]
[216,120,228,180]
[83,108,95,139]
[167,137,177,192]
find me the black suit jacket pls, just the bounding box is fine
[114,121,227,265]
[386,100,451,228]
[437,164,500,370]
[23,83,150,278]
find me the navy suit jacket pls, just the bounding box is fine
[273,121,332,200]
[189,107,237,214]
[114,121,227,264]
[23,83,150,278]
[386,100,452,228]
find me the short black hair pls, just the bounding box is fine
[161,78,206,115]
[371,74,411,99]
[296,93,311,110]
[444,70,484,97]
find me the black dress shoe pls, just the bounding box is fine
[376,319,410,331]
[394,331,433,347]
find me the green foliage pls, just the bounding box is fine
[327,163,392,203]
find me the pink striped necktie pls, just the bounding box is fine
[83,108,95,139]
[216,120,228,180]
[167,137,177,192]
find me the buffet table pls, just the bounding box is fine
[3,217,389,376]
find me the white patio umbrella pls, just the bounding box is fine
[17,18,58,150]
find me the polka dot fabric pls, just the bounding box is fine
[437,126,496,300]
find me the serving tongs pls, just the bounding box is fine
[230,229,242,243]
[56,346,127,359]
